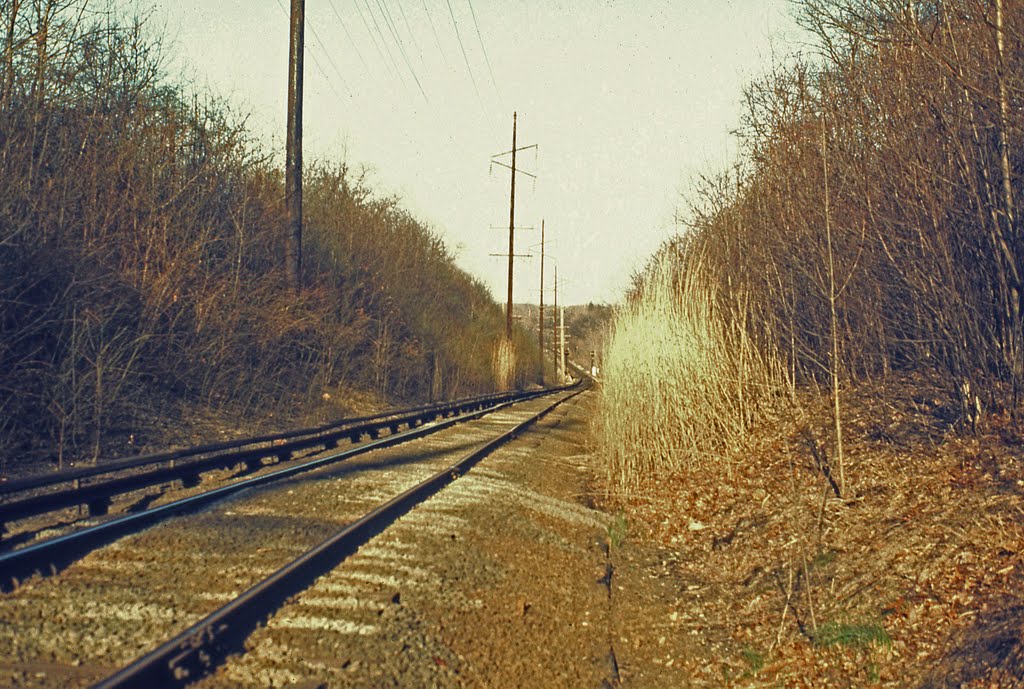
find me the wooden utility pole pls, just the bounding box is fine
[559,305,566,379]
[505,112,517,340]
[285,0,305,291]
[553,264,559,379]
[538,219,545,384]
[489,113,536,341]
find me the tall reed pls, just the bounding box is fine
[600,250,783,489]
[492,338,516,391]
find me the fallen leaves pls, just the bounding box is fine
[600,374,1024,687]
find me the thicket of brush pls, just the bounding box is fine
[602,0,1024,488]
[0,0,534,467]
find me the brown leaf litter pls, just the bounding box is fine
[601,374,1024,687]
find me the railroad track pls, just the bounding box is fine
[0,385,571,587]
[0,387,561,535]
[0,383,586,688]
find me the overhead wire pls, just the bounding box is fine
[466,0,499,97]
[350,0,400,82]
[395,2,425,66]
[363,0,408,87]
[271,0,462,156]
[410,1,466,149]
[280,0,492,153]
[421,0,451,71]
[375,0,429,101]
[445,0,481,102]
[326,0,370,72]
[306,15,355,97]
[274,0,349,101]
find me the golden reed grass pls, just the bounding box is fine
[492,337,516,391]
[599,252,784,489]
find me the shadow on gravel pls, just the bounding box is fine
[0,529,40,551]
[302,437,488,483]
[551,415,588,433]
[918,599,1024,688]
[0,437,488,557]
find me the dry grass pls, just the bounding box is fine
[599,252,783,488]
[492,338,516,391]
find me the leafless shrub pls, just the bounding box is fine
[604,0,1024,489]
[0,0,527,470]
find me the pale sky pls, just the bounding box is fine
[146,0,805,305]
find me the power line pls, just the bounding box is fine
[380,0,428,100]
[350,0,399,82]
[395,1,425,66]
[363,0,408,88]
[326,0,370,72]
[274,0,348,101]
[421,0,451,71]
[306,14,354,97]
[376,0,405,55]
[445,0,481,102]
[376,0,428,101]
[466,0,498,96]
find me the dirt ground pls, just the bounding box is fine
[603,374,1024,687]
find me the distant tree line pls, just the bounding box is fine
[0,0,532,466]
[638,0,1024,430]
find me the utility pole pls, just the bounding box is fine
[285,0,304,291]
[553,264,559,380]
[506,112,516,341]
[538,219,545,385]
[489,113,537,341]
[559,305,566,380]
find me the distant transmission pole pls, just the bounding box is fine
[506,113,517,340]
[490,112,537,341]
[553,264,559,379]
[538,219,545,385]
[559,304,566,379]
[285,0,305,291]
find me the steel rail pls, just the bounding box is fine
[91,384,587,689]
[0,388,540,495]
[0,384,578,591]
[0,386,572,533]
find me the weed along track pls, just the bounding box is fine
[0,386,607,688]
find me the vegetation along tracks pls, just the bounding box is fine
[0,384,584,688]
